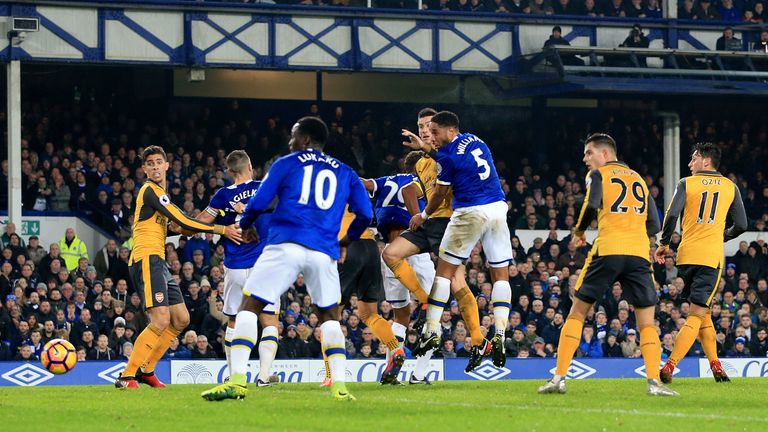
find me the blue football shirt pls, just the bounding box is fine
[206,180,272,269]
[370,173,425,240]
[240,148,372,260]
[436,133,505,209]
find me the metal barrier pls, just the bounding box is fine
[1,1,766,75]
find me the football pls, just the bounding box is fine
[40,339,77,375]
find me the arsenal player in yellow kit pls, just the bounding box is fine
[538,133,675,396]
[115,145,242,389]
[657,142,747,384]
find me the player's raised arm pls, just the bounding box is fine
[240,162,286,230]
[659,179,687,247]
[574,170,603,237]
[143,186,224,235]
[401,181,424,217]
[724,185,748,241]
[646,194,661,236]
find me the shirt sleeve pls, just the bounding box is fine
[370,177,386,199]
[143,186,224,235]
[574,170,603,235]
[345,174,374,241]
[205,189,223,218]
[724,185,748,242]
[659,178,687,246]
[240,160,286,229]
[436,154,455,186]
[646,194,661,236]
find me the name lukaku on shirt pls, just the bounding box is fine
[297,152,339,168]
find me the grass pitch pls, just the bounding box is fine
[2,379,766,432]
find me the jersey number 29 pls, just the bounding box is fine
[298,165,337,210]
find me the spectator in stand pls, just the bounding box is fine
[278,325,310,358]
[26,237,46,267]
[58,228,88,271]
[602,333,623,357]
[163,337,192,359]
[719,0,741,21]
[645,0,662,18]
[88,334,116,360]
[1,223,25,249]
[727,336,751,357]
[603,0,626,17]
[191,335,217,359]
[14,344,37,361]
[543,26,585,66]
[577,325,603,357]
[93,239,119,281]
[696,0,721,19]
[624,0,646,18]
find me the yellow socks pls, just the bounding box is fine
[454,287,483,346]
[364,314,400,351]
[389,259,428,304]
[667,315,703,367]
[141,326,181,374]
[321,333,331,381]
[123,323,164,378]
[555,317,584,376]
[640,325,661,380]
[698,312,719,362]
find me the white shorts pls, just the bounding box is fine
[382,253,435,309]
[242,243,341,310]
[439,201,513,268]
[223,266,278,317]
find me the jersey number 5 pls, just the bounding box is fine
[609,178,646,214]
[471,149,490,180]
[298,165,337,210]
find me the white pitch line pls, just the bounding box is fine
[397,398,768,423]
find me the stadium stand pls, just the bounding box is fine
[1,85,766,362]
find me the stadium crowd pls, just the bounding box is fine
[199,0,768,23]
[0,97,767,364]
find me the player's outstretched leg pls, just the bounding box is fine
[414,276,450,357]
[490,280,512,368]
[661,308,707,385]
[696,311,730,383]
[116,321,166,390]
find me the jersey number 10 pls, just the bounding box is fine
[298,165,337,210]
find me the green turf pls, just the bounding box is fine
[1,379,766,431]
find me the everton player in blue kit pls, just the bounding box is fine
[409,111,514,371]
[202,117,371,402]
[194,150,278,387]
[361,167,435,384]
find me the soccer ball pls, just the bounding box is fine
[41,339,77,374]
